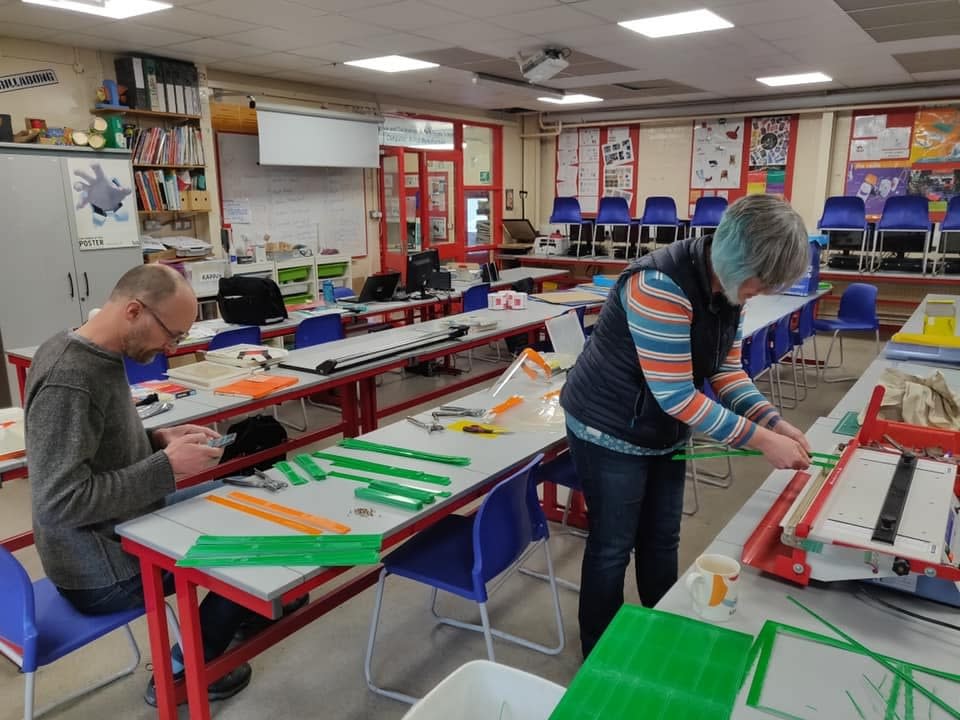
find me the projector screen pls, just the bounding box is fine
[257,109,380,168]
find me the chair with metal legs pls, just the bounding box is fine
[813,283,879,383]
[790,299,819,399]
[273,314,344,432]
[688,196,728,238]
[685,383,734,507]
[364,454,564,704]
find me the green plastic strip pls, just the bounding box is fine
[354,486,423,511]
[834,410,861,437]
[177,550,380,567]
[293,454,327,481]
[192,534,382,550]
[338,438,471,466]
[367,480,436,504]
[329,471,453,498]
[313,452,451,486]
[674,449,840,461]
[786,596,960,720]
[274,460,308,486]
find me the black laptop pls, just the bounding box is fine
[341,271,401,303]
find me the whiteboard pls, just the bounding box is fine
[216,132,367,257]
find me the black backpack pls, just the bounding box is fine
[219,414,288,474]
[217,276,288,326]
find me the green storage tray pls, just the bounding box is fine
[283,293,314,306]
[317,261,348,278]
[278,266,310,283]
[550,606,754,720]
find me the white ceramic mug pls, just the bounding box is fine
[685,553,740,622]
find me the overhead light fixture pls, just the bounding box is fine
[757,72,832,87]
[538,94,603,105]
[618,9,733,38]
[472,72,564,100]
[344,55,438,73]
[22,0,171,19]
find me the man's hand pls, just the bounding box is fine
[163,433,223,478]
[771,419,811,453]
[153,424,219,449]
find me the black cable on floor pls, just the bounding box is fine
[858,588,960,633]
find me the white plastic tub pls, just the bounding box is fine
[401,661,565,720]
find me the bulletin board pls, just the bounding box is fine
[555,125,640,216]
[216,131,368,257]
[844,106,960,220]
[687,115,798,217]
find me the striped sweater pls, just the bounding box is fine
[567,269,779,454]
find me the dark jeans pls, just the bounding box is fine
[57,481,255,668]
[566,431,686,658]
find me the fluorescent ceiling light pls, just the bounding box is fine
[618,9,733,38]
[757,72,832,87]
[344,55,438,73]
[22,0,171,19]
[538,94,604,105]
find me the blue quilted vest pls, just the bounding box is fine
[559,236,741,449]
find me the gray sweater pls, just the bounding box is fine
[25,331,174,590]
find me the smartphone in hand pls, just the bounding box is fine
[208,433,236,448]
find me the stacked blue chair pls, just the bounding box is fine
[742,326,775,405]
[123,353,169,385]
[0,546,145,719]
[364,455,564,704]
[460,283,492,369]
[207,325,261,351]
[593,196,638,258]
[874,196,932,273]
[548,197,586,256]
[817,196,870,270]
[790,300,819,396]
[813,282,879,383]
[768,316,798,409]
[936,195,960,272]
[640,196,681,253]
[688,196,728,237]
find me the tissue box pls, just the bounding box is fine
[488,291,527,310]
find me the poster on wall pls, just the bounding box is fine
[555,125,636,215]
[691,117,743,189]
[843,164,910,217]
[749,116,791,167]
[556,129,579,198]
[850,114,911,161]
[747,168,786,196]
[67,157,140,250]
[910,109,960,163]
[908,168,960,214]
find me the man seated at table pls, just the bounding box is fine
[25,264,256,706]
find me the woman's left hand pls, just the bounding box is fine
[772,419,811,453]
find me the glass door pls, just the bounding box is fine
[380,147,406,276]
[422,151,462,263]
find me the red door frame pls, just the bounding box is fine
[420,149,462,264]
[379,146,407,279]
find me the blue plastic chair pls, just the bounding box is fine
[768,315,798,409]
[818,196,870,271]
[0,546,144,719]
[640,196,681,252]
[364,454,564,704]
[280,315,346,431]
[593,197,637,257]
[462,283,490,312]
[207,325,261,351]
[550,196,589,256]
[741,326,775,406]
[875,195,932,272]
[813,282,879,382]
[937,195,960,267]
[689,196,728,236]
[790,300,820,394]
[123,353,169,385]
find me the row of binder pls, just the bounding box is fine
[115,56,200,115]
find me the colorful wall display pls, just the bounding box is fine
[843,164,910,217]
[690,117,744,190]
[750,116,791,167]
[910,109,960,164]
[555,125,639,215]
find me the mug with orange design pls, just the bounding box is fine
[684,554,740,622]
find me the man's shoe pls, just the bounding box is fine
[233,594,309,642]
[144,662,253,707]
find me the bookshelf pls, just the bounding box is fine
[133,163,205,170]
[91,107,201,121]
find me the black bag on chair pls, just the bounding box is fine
[219,414,288,474]
[216,276,288,326]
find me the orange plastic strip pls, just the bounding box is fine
[227,491,351,534]
[489,394,524,415]
[205,495,321,535]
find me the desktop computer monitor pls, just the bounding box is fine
[406,248,440,299]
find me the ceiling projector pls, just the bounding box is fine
[519,48,570,83]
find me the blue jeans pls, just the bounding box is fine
[566,432,686,657]
[57,481,255,667]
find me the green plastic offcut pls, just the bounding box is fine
[329,471,453,498]
[313,452,451,485]
[834,410,861,437]
[192,534,382,550]
[673,449,838,470]
[337,438,471,466]
[177,549,380,567]
[293,454,327,480]
[177,533,383,567]
[354,486,423,511]
[274,460,308,486]
[549,605,754,719]
[367,480,437,504]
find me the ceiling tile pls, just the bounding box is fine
[422,0,557,19]
[866,19,960,41]
[0,22,60,41]
[347,32,451,54]
[489,6,606,35]
[0,3,105,30]
[163,38,270,60]
[413,48,502,66]
[719,0,833,26]
[75,22,200,47]
[834,0,940,10]
[894,47,960,73]
[279,14,394,41]
[136,8,258,36]
[44,32,135,53]
[289,43,371,61]
[573,0,707,23]
[238,52,321,71]
[220,27,317,51]
[341,0,470,29]
[287,0,401,9]
[186,0,326,30]
[849,1,960,28]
